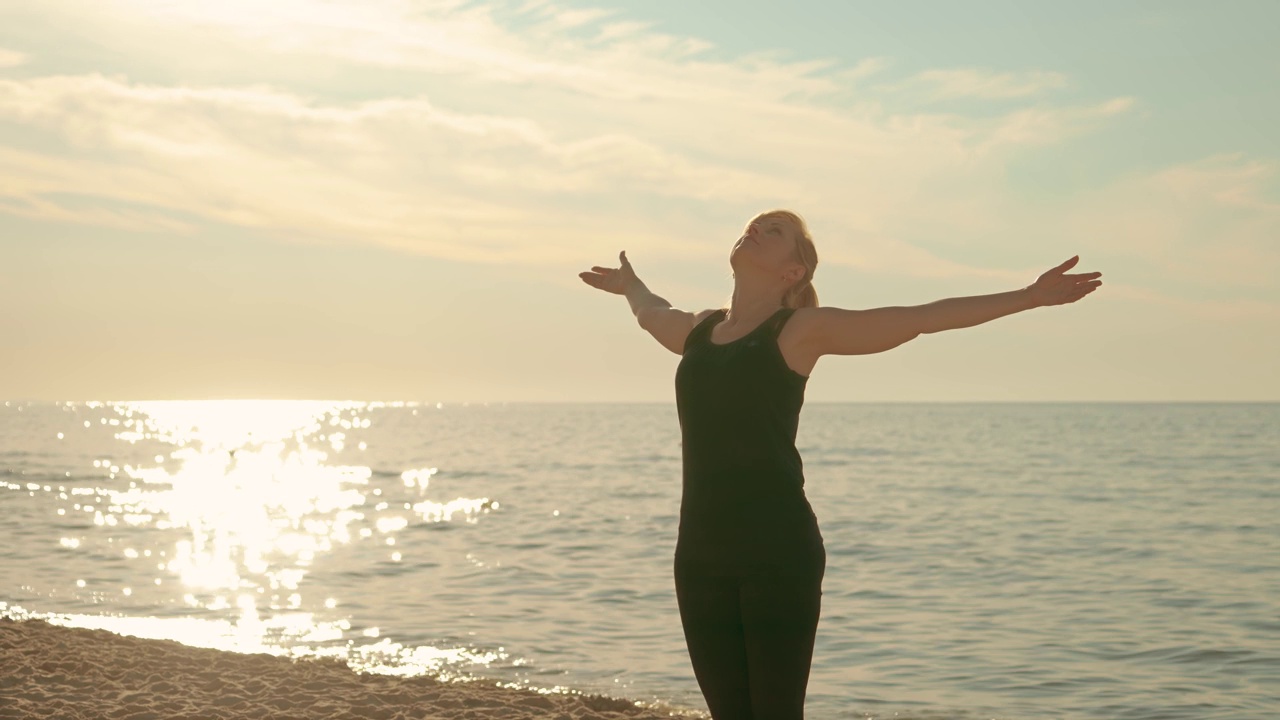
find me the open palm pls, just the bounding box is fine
[1028,255,1102,307]
[579,251,639,295]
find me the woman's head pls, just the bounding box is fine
[729,209,819,309]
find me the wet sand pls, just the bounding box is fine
[0,618,700,720]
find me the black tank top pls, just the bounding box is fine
[673,307,825,574]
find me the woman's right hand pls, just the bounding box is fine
[579,251,639,296]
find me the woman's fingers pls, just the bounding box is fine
[578,253,632,294]
[1042,256,1079,280]
[581,276,611,291]
[579,269,625,293]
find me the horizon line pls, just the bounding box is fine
[3,399,1278,405]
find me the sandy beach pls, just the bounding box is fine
[0,618,700,720]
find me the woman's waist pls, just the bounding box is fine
[682,464,804,483]
[678,491,817,525]
[680,470,807,501]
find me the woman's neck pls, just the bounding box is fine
[726,288,784,324]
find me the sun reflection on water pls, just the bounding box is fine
[5,399,505,679]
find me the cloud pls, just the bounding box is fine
[906,67,1070,100]
[0,48,26,68]
[98,0,806,101]
[1105,283,1280,322]
[1056,153,1280,289]
[0,73,799,264]
[8,0,1268,306]
[970,97,1135,155]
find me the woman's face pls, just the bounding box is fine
[731,214,803,281]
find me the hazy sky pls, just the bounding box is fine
[2,1,1276,402]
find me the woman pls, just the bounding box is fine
[578,209,1101,719]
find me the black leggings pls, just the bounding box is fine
[673,560,825,720]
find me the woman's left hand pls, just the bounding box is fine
[1027,255,1102,307]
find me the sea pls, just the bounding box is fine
[1,400,1277,720]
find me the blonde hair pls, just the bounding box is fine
[768,209,819,309]
[724,210,818,309]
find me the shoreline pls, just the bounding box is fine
[0,618,703,720]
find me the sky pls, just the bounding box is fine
[1,0,1276,403]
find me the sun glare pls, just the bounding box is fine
[8,399,501,677]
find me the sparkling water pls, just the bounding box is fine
[1,400,1277,719]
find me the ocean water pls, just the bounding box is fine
[1,400,1277,720]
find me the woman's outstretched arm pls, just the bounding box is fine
[800,255,1102,357]
[910,286,1039,335]
[580,251,707,355]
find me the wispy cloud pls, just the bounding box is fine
[0,73,795,264]
[1,0,1271,310]
[902,67,1070,100]
[0,48,25,68]
[1053,153,1280,289]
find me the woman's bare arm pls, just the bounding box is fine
[580,251,711,355]
[797,255,1101,357]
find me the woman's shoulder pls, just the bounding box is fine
[685,308,726,343]
[776,305,821,342]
